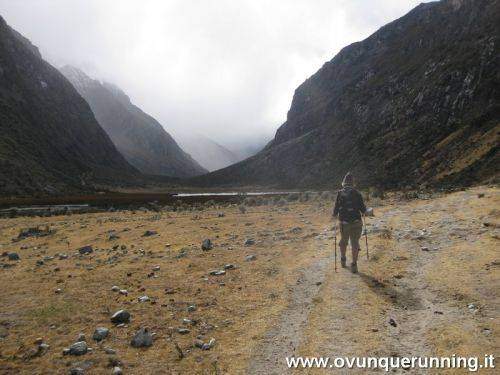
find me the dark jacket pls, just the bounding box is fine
[333,187,366,222]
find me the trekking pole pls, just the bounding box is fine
[362,213,369,260]
[333,220,337,272]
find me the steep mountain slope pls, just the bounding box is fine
[60,66,207,178]
[176,133,241,171]
[192,0,499,189]
[0,16,139,195]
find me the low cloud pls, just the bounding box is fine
[0,0,422,146]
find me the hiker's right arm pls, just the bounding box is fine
[333,192,340,218]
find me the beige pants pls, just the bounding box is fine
[339,220,362,262]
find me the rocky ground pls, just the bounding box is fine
[0,187,498,374]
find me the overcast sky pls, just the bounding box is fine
[0,0,422,147]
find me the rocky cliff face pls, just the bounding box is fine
[0,17,139,195]
[60,66,207,178]
[192,0,499,189]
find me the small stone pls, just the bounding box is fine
[78,246,93,255]
[142,230,157,237]
[54,288,63,294]
[177,328,190,334]
[110,310,130,324]
[187,305,196,312]
[194,339,204,348]
[152,265,160,271]
[34,337,44,345]
[112,367,123,375]
[244,238,255,246]
[7,253,20,261]
[478,193,485,198]
[245,255,257,261]
[388,318,397,327]
[69,341,88,356]
[104,347,116,355]
[92,327,109,342]
[205,338,216,350]
[201,239,213,251]
[138,295,150,303]
[421,246,429,251]
[111,286,120,292]
[224,264,235,270]
[209,270,226,276]
[119,289,128,296]
[69,368,85,375]
[130,327,153,348]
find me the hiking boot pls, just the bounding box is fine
[341,257,347,268]
[350,262,358,274]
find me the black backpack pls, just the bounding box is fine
[337,188,362,222]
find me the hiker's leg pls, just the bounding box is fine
[338,223,347,266]
[349,221,362,273]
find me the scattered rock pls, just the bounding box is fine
[78,246,93,255]
[112,367,123,375]
[138,295,150,303]
[111,286,120,292]
[92,327,109,342]
[245,255,257,261]
[187,305,196,312]
[478,193,485,198]
[388,318,397,327]
[224,264,235,270]
[244,238,255,246]
[130,327,153,348]
[7,253,20,261]
[17,226,54,240]
[119,289,128,296]
[142,230,157,237]
[209,270,226,276]
[152,265,160,271]
[104,348,116,355]
[68,341,88,356]
[69,368,85,375]
[201,239,213,251]
[177,328,190,334]
[110,310,130,324]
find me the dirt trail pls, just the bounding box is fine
[247,233,332,374]
[246,189,498,374]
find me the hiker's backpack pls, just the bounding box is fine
[337,188,362,222]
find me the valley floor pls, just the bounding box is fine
[0,187,498,374]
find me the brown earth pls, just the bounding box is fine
[0,187,498,374]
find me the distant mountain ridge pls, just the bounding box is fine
[190,0,499,189]
[176,133,241,171]
[0,16,140,195]
[60,66,207,178]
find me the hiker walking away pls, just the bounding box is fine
[333,172,367,273]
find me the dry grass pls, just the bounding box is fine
[0,188,498,374]
[0,201,330,374]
